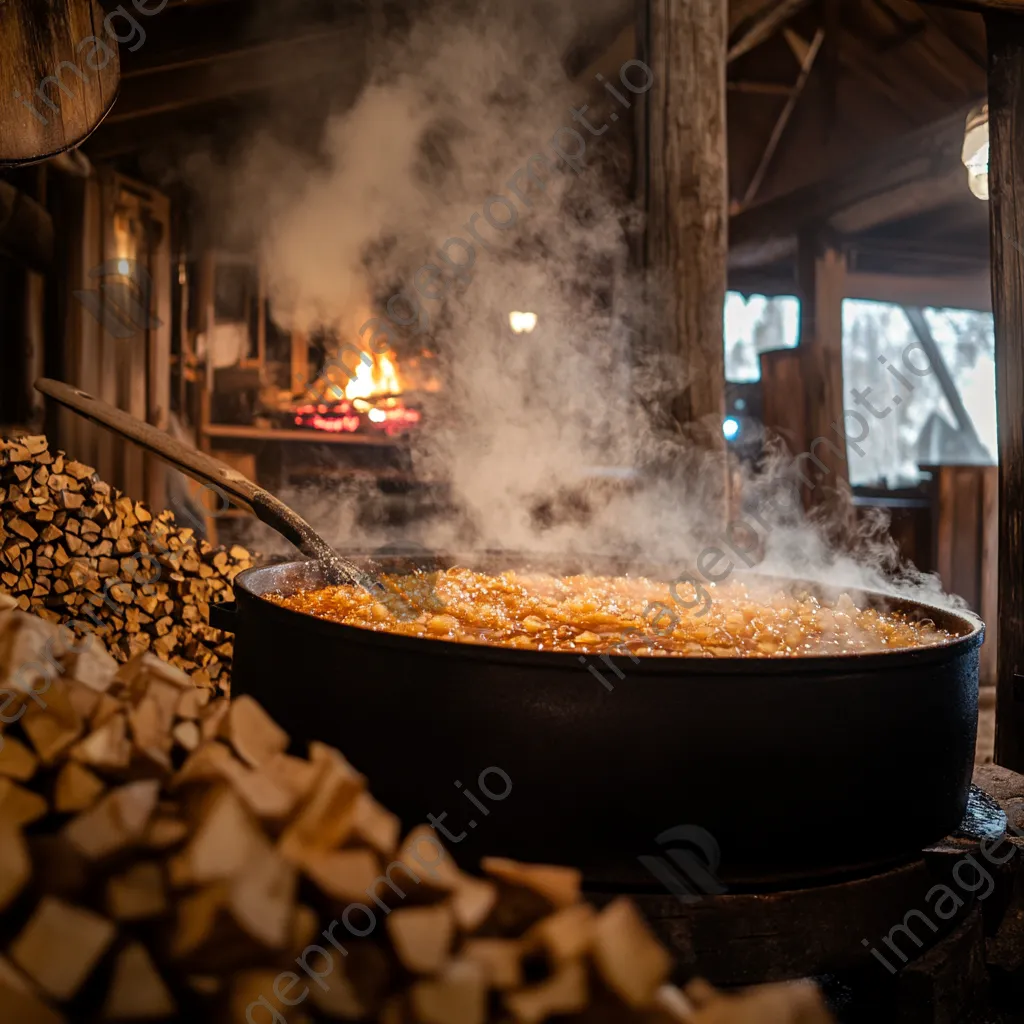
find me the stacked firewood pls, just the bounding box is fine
[0,436,253,692]
[0,599,691,1024]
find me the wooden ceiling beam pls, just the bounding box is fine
[728,80,796,95]
[918,0,1024,11]
[728,0,813,62]
[729,104,976,268]
[96,26,366,126]
[742,28,825,206]
[917,6,987,69]
[868,0,984,95]
[729,0,778,34]
[838,24,950,118]
[821,0,841,132]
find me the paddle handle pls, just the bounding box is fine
[34,378,369,588]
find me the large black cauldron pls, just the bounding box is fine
[211,555,983,883]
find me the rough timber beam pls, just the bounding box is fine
[918,0,1024,11]
[644,0,728,432]
[729,105,976,269]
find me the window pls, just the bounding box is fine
[723,292,800,382]
[841,300,996,488]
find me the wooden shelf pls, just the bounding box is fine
[201,424,404,447]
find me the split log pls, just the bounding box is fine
[592,898,673,1007]
[504,960,589,1023]
[0,823,30,912]
[101,943,176,1021]
[63,780,160,861]
[387,904,455,974]
[0,779,48,827]
[481,858,582,909]
[218,695,289,768]
[9,897,115,1001]
[53,761,105,812]
[0,737,38,781]
[460,939,524,990]
[411,960,488,1024]
[105,861,168,921]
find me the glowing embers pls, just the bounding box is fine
[291,396,421,437]
[291,348,424,436]
[292,403,362,434]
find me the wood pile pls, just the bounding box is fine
[0,600,693,1024]
[0,437,254,693]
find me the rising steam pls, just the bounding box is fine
[177,0,960,612]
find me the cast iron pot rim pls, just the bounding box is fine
[227,560,985,678]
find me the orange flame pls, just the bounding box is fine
[343,351,402,401]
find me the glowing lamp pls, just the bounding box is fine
[962,104,989,202]
[509,311,538,334]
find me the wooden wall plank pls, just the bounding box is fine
[759,347,806,453]
[952,468,980,609]
[986,10,1024,769]
[981,464,999,687]
[73,175,103,470]
[96,169,118,489]
[148,189,172,512]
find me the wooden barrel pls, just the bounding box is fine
[0,0,120,166]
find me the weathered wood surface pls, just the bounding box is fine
[0,0,120,166]
[727,0,813,63]
[759,347,805,455]
[987,12,1024,772]
[742,27,824,206]
[796,235,851,517]
[730,107,972,269]
[644,0,728,432]
[927,465,998,686]
[922,0,1024,11]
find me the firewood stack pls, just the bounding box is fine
[0,599,695,1024]
[0,437,254,693]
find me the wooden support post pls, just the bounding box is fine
[256,264,267,384]
[795,230,851,516]
[643,0,728,436]
[987,12,1024,771]
[147,191,172,513]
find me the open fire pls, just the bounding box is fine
[291,347,427,437]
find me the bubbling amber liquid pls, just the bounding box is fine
[268,568,956,657]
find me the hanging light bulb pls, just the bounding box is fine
[509,311,538,334]
[962,103,989,202]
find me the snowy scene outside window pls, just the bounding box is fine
[724,292,800,383]
[840,301,996,488]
